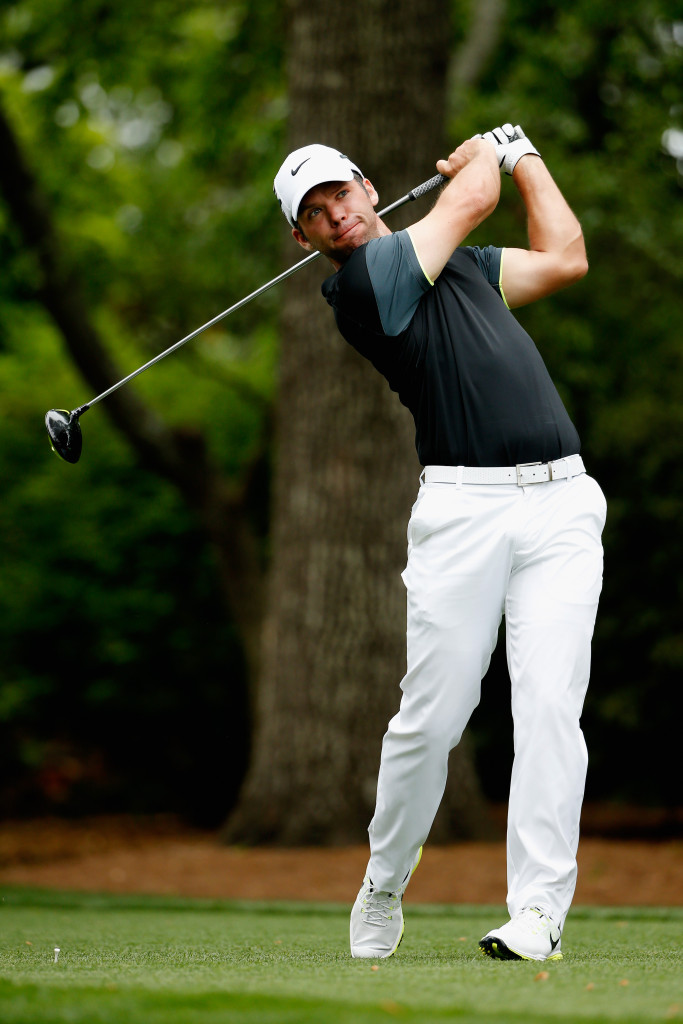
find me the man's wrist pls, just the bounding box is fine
[502,137,540,176]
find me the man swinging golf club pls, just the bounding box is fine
[273,126,606,962]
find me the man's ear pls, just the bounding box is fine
[364,178,379,207]
[292,227,314,251]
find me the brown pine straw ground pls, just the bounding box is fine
[1,807,682,906]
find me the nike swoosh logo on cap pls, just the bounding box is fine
[291,158,310,176]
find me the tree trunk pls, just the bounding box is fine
[225,0,498,844]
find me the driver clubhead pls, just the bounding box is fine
[45,409,83,464]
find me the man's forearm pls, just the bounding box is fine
[512,155,586,267]
[408,140,500,282]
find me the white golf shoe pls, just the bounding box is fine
[350,847,422,959]
[479,906,563,961]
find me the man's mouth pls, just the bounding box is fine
[334,222,359,242]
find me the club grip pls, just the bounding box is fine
[408,173,449,201]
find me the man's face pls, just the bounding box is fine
[292,178,383,267]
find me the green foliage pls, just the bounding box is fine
[0,0,284,819]
[0,0,284,414]
[0,313,250,823]
[1,894,682,1023]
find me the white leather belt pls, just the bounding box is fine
[423,454,585,487]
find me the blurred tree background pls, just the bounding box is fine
[0,0,681,832]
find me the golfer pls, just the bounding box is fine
[274,126,606,962]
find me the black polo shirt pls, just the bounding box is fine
[321,229,580,467]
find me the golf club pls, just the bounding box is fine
[45,171,448,463]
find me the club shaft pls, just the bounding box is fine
[78,172,448,413]
[79,251,321,411]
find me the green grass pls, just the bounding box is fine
[1,889,682,1023]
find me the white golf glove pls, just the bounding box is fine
[481,124,540,175]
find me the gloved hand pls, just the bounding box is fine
[480,124,540,175]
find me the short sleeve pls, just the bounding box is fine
[364,230,433,336]
[462,245,507,305]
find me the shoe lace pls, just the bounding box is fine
[515,906,558,936]
[361,886,401,927]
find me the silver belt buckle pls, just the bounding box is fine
[516,461,548,486]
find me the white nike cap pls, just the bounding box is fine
[274,144,364,228]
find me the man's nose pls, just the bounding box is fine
[328,202,346,224]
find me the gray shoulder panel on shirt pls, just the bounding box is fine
[364,230,432,337]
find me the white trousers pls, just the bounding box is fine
[367,470,606,925]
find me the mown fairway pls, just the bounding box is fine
[1,890,681,1023]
